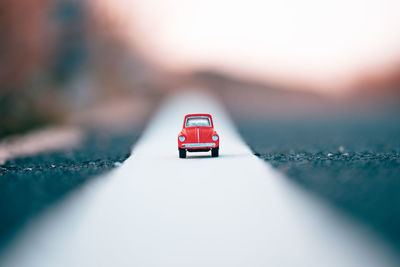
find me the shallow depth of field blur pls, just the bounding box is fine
[1,0,400,256]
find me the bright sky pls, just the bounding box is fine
[95,0,400,93]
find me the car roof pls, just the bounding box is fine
[184,113,212,118]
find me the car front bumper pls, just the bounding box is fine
[181,142,216,148]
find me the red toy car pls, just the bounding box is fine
[178,114,219,158]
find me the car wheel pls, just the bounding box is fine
[211,147,219,157]
[179,148,186,158]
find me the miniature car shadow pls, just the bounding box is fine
[185,153,249,159]
[186,155,213,159]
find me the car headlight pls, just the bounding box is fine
[179,135,185,142]
[212,135,218,141]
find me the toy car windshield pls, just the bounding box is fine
[185,116,211,127]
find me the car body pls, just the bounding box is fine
[178,113,219,158]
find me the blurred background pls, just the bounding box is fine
[1,0,400,257]
[1,0,400,136]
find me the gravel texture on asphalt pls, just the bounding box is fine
[235,115,400,250]
[0,127,141,250]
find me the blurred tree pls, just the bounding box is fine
[0,0,162,138]
[0,0,56,136]
[52,0,87,84]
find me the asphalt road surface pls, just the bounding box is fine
[0,91,399,267]
[235,114,400,250]
[0,127,140,250]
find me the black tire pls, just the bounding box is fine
[211,147,219,157]
[179,148,186,158]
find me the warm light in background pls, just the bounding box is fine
[95,0,400,94]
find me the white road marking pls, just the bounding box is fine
[1,91,398,267]
[0,127,83,165]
